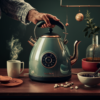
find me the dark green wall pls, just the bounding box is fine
[0,0,100,68]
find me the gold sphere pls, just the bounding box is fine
[75,13,84,22]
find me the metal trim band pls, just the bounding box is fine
[41,35,60,38]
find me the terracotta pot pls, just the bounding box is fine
[82,58,100,72]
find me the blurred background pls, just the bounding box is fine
[0,0,100,68]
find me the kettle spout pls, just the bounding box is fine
[70,40,81,66]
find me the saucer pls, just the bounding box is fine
[0,78,23,87]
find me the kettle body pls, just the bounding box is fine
[29,37,71,82]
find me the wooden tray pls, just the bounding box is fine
[0,78,23,87]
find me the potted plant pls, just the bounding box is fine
[83,10,100,62]
[82,10,100,72]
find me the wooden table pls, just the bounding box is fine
[0,68,100,98]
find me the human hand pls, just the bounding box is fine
[27,9,60,28]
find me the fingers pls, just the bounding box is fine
[41,24,47,28]
[50,25,55,28]
[31,19,38,24]
[40,14,60,28]
[41,14,60,28]
[41,24,55,28]
[47,14,60,21]
[42,15,51,27]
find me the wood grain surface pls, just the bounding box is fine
[0,68,100,96]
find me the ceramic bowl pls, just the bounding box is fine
[82,58,100,72]
[77,72,100,87]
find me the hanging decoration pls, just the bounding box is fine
[65,15,69,26]
[60,0,100,22]
[75,6,84,22]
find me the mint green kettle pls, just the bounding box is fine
[28,18,81,82]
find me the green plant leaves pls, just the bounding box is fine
[89,18,93,22]
[83,10,100,38]
[94,32,99,35]
[85,19,89,21]
[87,32,93,38]
[90,31,94,34]
[94,27,100,33]
[88,34,91,38]
[85,31,88,37]
[92,24,95,28]
[83,27,90,32]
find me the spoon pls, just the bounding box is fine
[93,63,100,77]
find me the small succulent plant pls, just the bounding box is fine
[83,10,100,38]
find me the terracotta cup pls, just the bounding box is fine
[82,58,100,72]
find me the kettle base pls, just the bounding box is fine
[29,74,71,83]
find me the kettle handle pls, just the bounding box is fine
[36,18,64,29]
[34,18,67,41]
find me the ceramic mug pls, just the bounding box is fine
[7,60,24,78]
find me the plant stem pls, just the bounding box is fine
[92,34,96,61]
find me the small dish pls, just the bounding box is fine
[77,72,100,87]
[0,78,23,87]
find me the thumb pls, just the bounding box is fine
[31,19,38,24]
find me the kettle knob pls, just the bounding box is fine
[49,28,53,33]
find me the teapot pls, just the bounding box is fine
[28,18,81,82]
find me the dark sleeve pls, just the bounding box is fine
[0,0,35,25]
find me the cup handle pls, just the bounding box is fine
[20,62,24,74]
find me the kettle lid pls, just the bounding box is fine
[41,28,61,38]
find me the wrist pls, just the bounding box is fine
[26,9,39,21]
